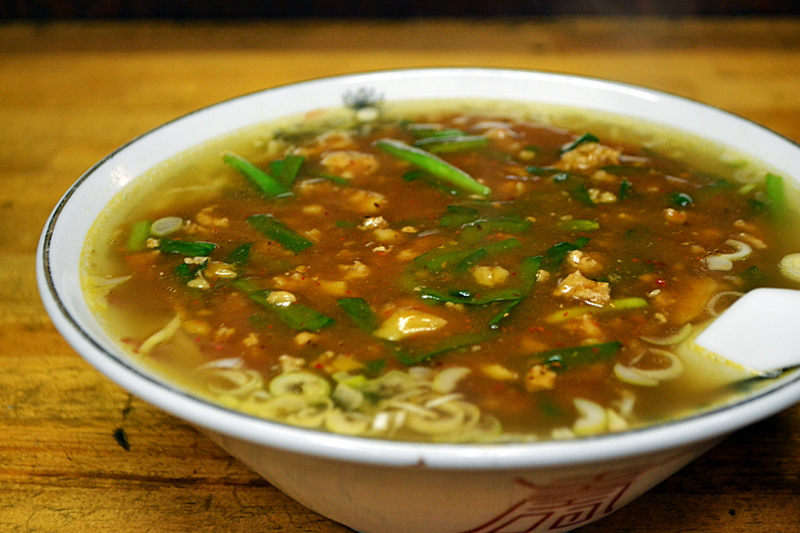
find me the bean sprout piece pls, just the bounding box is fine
[606,409,629,432]
[138,315,182,355]
[615,348,684,386]
[572,398,608,436]
[432,367,471,393]
[268,371,331,402]
[325,409,372,435]
[703,239,752,271]
[205,369,264,397]
[332,381,364,410]
[405,401,467,435]
[89,275,132,288]
[614,363,659,387]
[286,398,333,428]
[551,427,577,440]
[256,395,307,420]
[640,323,693,346]
[779,253,800,283]
[237,390,273,415]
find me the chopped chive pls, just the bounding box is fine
[530,341,622,372]
[375,138,491,196]
[159,238,216,256]
[337,297,378,332]
[557,219,600,232]
[487,255,543,328]
[541,237,591,272]
[574,183,595,206]
[399,331,497,365]
[226,243,253,266]
[278,154,305,187]
[438,205,481,227]
[561,132,600,153]
[126,220,152,252]
[420,287,526,306]
[454,248,489,273]
[224,153,289,197]
[619,179,633,200]
[669,192,693,207]
[174,258,208,283]
[740,265,769,290]
[315,173,350,186]
[247,214,313,253]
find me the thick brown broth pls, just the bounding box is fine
[82,102,800,442]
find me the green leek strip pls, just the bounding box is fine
[420,287,525,306]
[374,138,491,196]
[223,153,289,197]
[398,331,497,365]
[247,214,313,253]
[574,183,595,206]
[459,217,532,243]
[315,173,350,186]
[557,219,600,232]
[545,297,649,323]
[247,290,334,331]
[337,297,378,332]
[541,237,590,272]
[488,255,543,327]
[600,165,649,177]
[560,132,599,153]
[669,192,693,207]
[402,169,460,196]
[174,259,207,283]
[226,242,253,266]
[126,220,152,252]
[530,341,622,372]
[619,179,633,200]
[408,125,467,139]
[413,135,490,154]
[412,238,521,273]
[159,238,216,256]
[277,154,305,187]
[454,248,489,273]
[765,173,786,215]
[438,205,481,227]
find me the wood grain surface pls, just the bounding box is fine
[1,17,799,533]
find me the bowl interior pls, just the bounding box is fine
[37,68,800,468]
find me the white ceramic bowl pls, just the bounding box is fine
[37,68,800,533]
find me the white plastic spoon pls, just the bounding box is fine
[693,287,800,374]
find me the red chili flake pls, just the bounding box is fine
[655,278,667,287]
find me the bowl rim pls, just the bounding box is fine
[37,67,800,469]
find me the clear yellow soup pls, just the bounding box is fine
[82,100,800,443]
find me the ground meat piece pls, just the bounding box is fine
[555,142,621,172]
[553,271,611,306]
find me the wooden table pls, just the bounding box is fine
[2,17,800,532]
